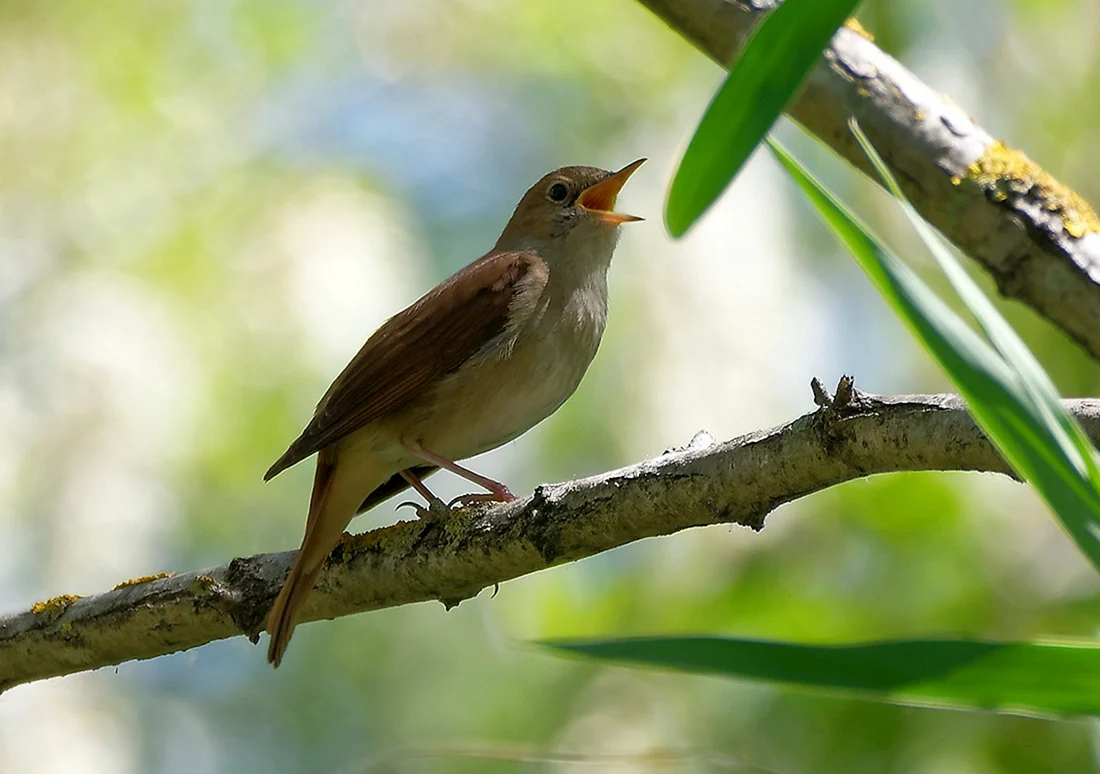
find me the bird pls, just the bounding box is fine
[263,159,645,666]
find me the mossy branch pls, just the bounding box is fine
[3,380,1100,692]
[638,0,1100,360]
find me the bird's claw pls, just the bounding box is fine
[447,487,517,508]
[396,498,451,521]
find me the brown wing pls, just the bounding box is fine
[264,251,541,481]
[355,465,438,514]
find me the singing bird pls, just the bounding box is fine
[263,159,645,666]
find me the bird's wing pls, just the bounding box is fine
[264,250,545,481]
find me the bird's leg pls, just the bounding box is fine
[400,468,443,504]
[398,468,450,521]
[404,442,517,505]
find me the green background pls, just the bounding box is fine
[1,1,1098,771]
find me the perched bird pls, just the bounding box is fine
[263,159,645,666]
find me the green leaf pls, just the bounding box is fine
[849,121,1100,476]
[665,0,861,236]
[544,637,1100,718]
[766,133,1100,572]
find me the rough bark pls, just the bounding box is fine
[638,0,1100,359]
[3,382,1100,693]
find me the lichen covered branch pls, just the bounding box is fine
[637,0,1100,359]
[3,383,1100,692]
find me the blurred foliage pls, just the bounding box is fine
[1,1,1099,773]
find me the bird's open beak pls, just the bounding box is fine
[578,158,646,225]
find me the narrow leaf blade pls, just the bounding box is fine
[665,0,861,236]
[844,123,1100,570]
[545,637,1100,718]
[767,137,1100,572]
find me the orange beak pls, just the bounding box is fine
[578,158,646,225]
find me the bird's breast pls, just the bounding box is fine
[409,275,609,459]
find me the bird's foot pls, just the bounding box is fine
[396,497,452,521]
[448,485,517,508]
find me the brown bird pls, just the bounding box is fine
[263,159,645,666]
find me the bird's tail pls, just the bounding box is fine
[266,451,384,667]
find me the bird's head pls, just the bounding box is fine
[494,159,645,256]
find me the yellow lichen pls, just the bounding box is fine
[112,572,176,590]
[967,141,1100,238]
[342,509,470,558]
[343,527,392,555]
[844,18,874,41]
[30,594,82,618]
[189,574,219,596]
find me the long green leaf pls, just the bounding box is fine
[849,120,1100,491]
[766,136,1100,572]
[665,0,860,236]
[544,637,1100,718]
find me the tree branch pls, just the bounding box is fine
[637,0,1100,360]
[4,381,1100,692]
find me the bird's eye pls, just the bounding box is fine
[547,182,569,203]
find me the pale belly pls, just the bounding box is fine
[337,341,594,481]
[338,273,610,475]
[413,317,602,460]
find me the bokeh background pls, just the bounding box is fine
[2,1,1100,771]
